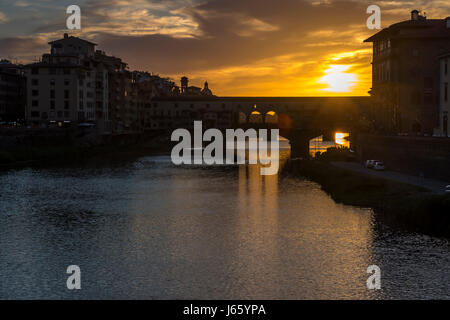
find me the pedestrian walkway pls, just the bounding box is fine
[331,161,449,194]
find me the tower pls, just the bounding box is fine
[181,76,188,94]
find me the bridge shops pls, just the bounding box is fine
[148,96,372,158]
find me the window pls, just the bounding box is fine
[63,69,71,75]
[64,111,70,117]
[31,79,38,86]
[64,101,70,109]
[50,79,55,86]
[64,90,69,99]
[50,90,55,99]
[446,59,448,76]
[64,79,70,86]
[31,68,39,75]
[32,100,39,107]
[57,111,63,118]
[32,90,39,96]
[50,100,55,109]
[31,111,40,117]
[49,68,56,75]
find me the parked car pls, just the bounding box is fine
[445,185,450,193]
[373,161,385,171]
[365,160,380,169]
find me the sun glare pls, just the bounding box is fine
[320,65,357,93]
[335,132,350,148]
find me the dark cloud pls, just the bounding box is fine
[2,0,437,95]
[96,0,368,73]
[0,36,48,62]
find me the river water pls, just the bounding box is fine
[1,152,450,299]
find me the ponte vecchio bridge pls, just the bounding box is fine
[149,96,373,157]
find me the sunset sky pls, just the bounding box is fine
[1,0,450,96]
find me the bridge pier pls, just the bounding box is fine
[284,129,331,159]
[287,131,312,159]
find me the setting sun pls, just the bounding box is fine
[320,65,357,93]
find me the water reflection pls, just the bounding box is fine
[0,154,450,299]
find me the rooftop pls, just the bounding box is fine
[364,10,450,42]
[48,33,97,46]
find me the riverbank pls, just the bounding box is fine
[0,139,171,169]
[285,160,450,238]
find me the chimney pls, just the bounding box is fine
[411,9,419,21]
[64,33,69,39]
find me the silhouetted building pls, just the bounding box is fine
[180,76,189,94]
[178,76,214,97]
[364,10,450,134]
[201,81,213,96]
[22,33,161,133]
[0,60,26,124]
[440,53,450,137]
[24,34,110,129]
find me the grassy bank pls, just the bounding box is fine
[286,160,450,237]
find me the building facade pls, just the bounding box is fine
[364,10,450,135]
[0,60,26,124]
[24,34,110,130]
[439,54,450,137]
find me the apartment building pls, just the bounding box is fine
[24,34,111,131]
[364,10,450,134]
[439,54,450,137]
[0,60,26,124]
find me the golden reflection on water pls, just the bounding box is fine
[122,147,378,299]
[3,159,450,299]
[234,150,377,298]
